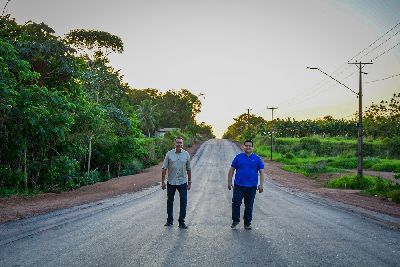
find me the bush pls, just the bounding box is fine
[329,157,357,169]
[384,137,400,157]
[386,189,400,203]
[284,152,295,159]
[0,165,25,189]
[43,156,79,191]
[299,137,321,153]
[77,170,101,186]
[121,159,144,176]
[326,175,377,190]
[371,161,400,172]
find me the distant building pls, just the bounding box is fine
[155,128,180,137]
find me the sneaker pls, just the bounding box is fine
[164,221,173,226]
[178,223,188,229]
[244,224,252,230]
[230,222,239,229]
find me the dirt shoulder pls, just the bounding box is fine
[0,143,202,224]
[265,160,400,218]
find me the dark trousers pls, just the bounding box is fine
[232,184,257,225]
[167,182,188,224]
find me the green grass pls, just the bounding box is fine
[326,174,400,203]
[0,188,42,198]
[281,164,343,177]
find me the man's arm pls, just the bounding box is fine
[258,169,264,193]
[161,168,167,190]
[228,167,235,190]
[186,152,192,190]
[187,170,192,190]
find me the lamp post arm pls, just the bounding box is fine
[307,67,358,95]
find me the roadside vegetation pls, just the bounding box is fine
[0,15,214,197]
[223,93,400,203]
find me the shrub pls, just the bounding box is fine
[371,161,400,172]
[284,152,295,159]
[121,159,144,176]
[299,137,321,153]
[0,165,25,189]
[326,175,376,190]
[384,137,400,157]
[43,156,79,191]
[297,149,316,158]
[386,189,400,203]
[77,170,101,186]
[329,157,357,169]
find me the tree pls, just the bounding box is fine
[65,29,123,60]
[136,99,158,137]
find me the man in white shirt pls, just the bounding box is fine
[161,136,192,229]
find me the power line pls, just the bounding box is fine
[278,21,400,114]
[365,73,400,83]
[356,29,400,61]
[372,41,400,61]
[350,21,400,62]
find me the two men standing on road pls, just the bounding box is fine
[228,140,265,230]
[161,136,191,229]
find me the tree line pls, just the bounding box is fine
[223,93,400,141]
[0,15,213,194]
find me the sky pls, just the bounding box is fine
[5,0,400,137]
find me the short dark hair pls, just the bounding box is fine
[244,140,253,146]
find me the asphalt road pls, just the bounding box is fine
[1,139,399,266]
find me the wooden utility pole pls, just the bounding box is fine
[267,107,278,160]
[246,108,252,130]
[348,61,373,179]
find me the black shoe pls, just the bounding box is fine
[164,222,173,226]
[231,222,239,229]
[178,223,188,229]
[244,224,252,230]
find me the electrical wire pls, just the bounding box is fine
[365,73,400,83]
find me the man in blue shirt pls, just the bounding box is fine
[228,139,265,230]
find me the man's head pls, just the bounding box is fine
[174,136,184,151]
[243,140,253,154]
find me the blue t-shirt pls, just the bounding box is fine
[231,153,264,187]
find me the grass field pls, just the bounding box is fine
[253,136,400,202]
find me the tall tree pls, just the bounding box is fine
[136,99,158,137]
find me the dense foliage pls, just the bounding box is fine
[0,15,213,195]
[223,94,400,141]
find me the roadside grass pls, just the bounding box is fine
[281,164,343,177]
[255,144,400,172]
[0,188,42,198]
[326,175,400,203]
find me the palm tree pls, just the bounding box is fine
[136,99,158,137]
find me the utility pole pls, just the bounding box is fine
[348,61,373,180]
[267,107,278,160]
[307,62,372,181]
[246,108,252,130]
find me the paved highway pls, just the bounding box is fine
[1,139,399,266]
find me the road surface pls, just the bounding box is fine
[1,139,399,266]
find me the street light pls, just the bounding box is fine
[307,66,364,179]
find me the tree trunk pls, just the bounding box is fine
[87,135,93,174]
[23,147,28,191]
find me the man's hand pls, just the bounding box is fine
[258,185,263,193]
[161,181,166,190]
[228,184,233,190]
[187,182,191,190]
